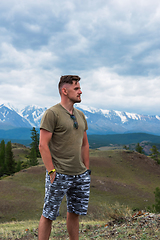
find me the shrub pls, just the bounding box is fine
[101,202,132,222]
[153,187,160,213]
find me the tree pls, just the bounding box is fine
[29,147,38,166]
[150,145,160,164]
[135,143,144,154]
[29,127,39,166]
[150,145,159,158]
[123,145,129,150]
[0,140,6,176]
[30,127,40,157]
[153,187,160,213]
[5,141,15,175]
[16,160,21,172]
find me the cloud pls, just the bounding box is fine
[80,67,160,115]
[0,0,160,115]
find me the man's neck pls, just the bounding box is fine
[60,101,74,115]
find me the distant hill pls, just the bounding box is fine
[0,127,33,146]
[88,133,160,149]
[1,103,160,135]
[1,130,160,154]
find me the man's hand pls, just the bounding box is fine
[50,171,56,184]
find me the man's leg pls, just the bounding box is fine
[38,215,52,240]
[67,212,79,240]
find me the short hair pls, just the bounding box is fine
[58,75,81,94]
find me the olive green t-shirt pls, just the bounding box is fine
[40,103,88,175]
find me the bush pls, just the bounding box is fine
[100,202,132,222]
[153,187,160,213]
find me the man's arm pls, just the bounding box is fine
[81,131,89,169]
[39,129,55,183]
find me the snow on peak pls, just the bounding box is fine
[126,112,141,120]
[0,103,15,111]
[100,109,110,115]
[77,105,147,123]
[76,104,98,113]
[21,104,44,112]
[115,111,127,123]
[156,115,160,121]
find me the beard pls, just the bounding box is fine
[68,95,82,104]
[73,98,81,103]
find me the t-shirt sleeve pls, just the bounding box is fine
[40,109,57,133]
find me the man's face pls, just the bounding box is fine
[65,81,82,103]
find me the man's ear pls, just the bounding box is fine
[61,87,68,96]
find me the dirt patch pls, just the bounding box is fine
[21,165,46,174]
[122,151,159,168]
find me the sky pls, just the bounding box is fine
[0,0,160,115]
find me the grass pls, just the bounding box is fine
[0,202,135,239]
[1,210,160,239]
[89,149,160,210]
[0,165,45,222]
[0,146,160,238]
[0,220,39,239]
[0,220,110,239]
[1,148,160,222]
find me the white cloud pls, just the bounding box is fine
[0,0,160,115]
[80,67,160,115]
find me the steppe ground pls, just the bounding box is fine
[0,146,160,239]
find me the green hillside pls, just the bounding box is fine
[0,147,160,239]
[0,148,160,224]
[89,149,160,212]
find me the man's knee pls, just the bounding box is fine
[40,215,52,225]
[67,212,79,219]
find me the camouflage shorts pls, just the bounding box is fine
[42,170,91,220]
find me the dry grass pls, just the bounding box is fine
[1,211,160,239]
[12,143,30,162]
[0,220,38,239]
[0,164,45,223]
[89,149,160,211]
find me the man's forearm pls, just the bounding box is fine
[81,144,89,169]
[39,144,55,171]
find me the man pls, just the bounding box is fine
[38,75,91,240]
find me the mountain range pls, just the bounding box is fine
[0,103,160,136]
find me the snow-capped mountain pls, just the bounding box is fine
[20,105,47,127]
[0,104,47,129]
[0,103,160,135]
[0,104,31,129]
[76,104,160,135]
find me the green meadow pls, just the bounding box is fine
[0,146,160,239]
